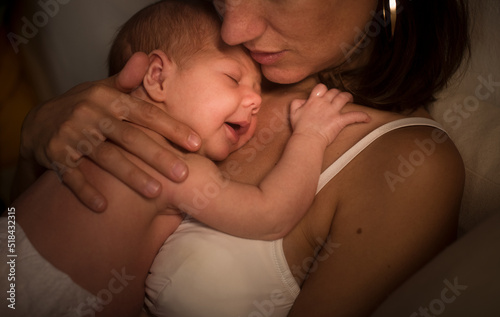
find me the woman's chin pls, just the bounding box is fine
[261,65,311,85]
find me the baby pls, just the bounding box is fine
[108,0,370,239]
[0,1,368,316]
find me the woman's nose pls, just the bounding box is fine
[219,1,267,46]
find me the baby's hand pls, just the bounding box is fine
[290,84,370,146]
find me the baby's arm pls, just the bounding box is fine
[168,84,369,240]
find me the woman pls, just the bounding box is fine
[11,0,469,316]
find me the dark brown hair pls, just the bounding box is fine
[108,0,221,76]
[318,0,471,113]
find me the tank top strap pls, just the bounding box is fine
[316,117,446,194]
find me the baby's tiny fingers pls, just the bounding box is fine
[310,84,328,98]
[322,88,342,102]
[290,99,307,113]
[340,111,371,126]
[331,92,354,108]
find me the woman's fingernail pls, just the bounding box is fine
[172,162,188,180]
[92,197,106,211]
[187,133,201,149]
[145,180,161,196]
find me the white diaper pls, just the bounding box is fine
[0,216,97,317]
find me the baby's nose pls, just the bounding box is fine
[243,90,262,114]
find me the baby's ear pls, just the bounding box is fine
[144,50,175,102]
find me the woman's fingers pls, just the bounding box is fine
[113,52,150,92]
[59,165,108,212]
[88,141,163,196]
[52,114,190,199]
[107,94,201,152]
[102,120,190,182]
[15,51,201,212]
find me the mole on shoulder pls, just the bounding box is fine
[356,228,362,234]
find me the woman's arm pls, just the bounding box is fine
[12,52,201,212]
[288,125,464,316]
[167,85,369,240]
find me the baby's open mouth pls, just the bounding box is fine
[225,122,250,136]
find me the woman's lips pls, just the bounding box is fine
[249,50,286,66]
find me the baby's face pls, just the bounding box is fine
[165,45,262,161]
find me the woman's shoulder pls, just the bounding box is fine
[330,103,459,154]
[324,104,464,194]
[305,105,464,249]
[365,121,465,189]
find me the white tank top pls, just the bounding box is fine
[144,118,445,317]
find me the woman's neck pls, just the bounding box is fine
[262,75,319,96]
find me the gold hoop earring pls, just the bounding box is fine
[383,0,397,39]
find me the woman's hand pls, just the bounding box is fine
[290,84,370,146]
[17,52,201,212]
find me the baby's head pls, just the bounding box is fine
[108,0,220,76]
[109,0,262,161]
